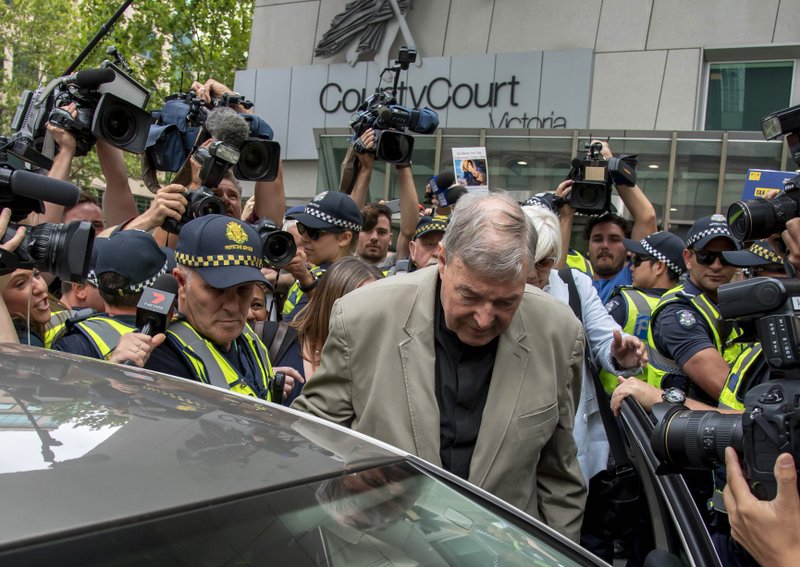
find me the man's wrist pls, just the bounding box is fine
[396,161,412,170]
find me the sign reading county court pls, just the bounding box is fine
[235,49,593,160]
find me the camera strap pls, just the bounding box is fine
[558,268,634,474]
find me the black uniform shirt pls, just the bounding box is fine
[433,278,498,480]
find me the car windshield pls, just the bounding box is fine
[4,461,585,566]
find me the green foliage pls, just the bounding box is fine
[0,0,253,188]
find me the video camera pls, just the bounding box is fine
[727,104,800,241]
[649,276,800,500]
[566,140,637,215]
[0,165,94,282]
[9,49,152,165]
[350,46,438,163]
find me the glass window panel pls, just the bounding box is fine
[722,140,784,212]
[705,62,794,131]
[317,134,388,203]
[484,136,573,201]
[671,140,723,221]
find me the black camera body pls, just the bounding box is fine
[727,103,800,241]
[567,141,637,215]
[250,219,296,268]
[350,47,438,163]
[650,276,800,500]
[10,59,152,163]
[162,187,226,235]
[0,166,94,282]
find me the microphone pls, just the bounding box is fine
[205,106,250,148]
[135,273,178,336]
[122,274,178,367]
[4,168,81,206]
[62,68,116,90]
[435,169,455,191]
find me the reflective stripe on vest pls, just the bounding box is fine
[566,250,593,278]
[74,316,137,359]
[719,344,763,411]
[645,284,742,388]
[599,287,660,393]
[167,321,273,401]
[282,264,325,316]
[45,308,95,349]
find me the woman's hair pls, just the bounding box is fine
[291,257,383,357]
[522,205,563,263]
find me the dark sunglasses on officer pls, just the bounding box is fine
[691,249,733,266]
[297,223,344,241]
[632,254,658,267]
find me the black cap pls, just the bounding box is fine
[414,215,448,240]
[686,214,740,250]
[95,230,168,293]
[722,239,784,267]
[523,192,558,214]
[175,215,267,289]
[85,237,109,287]
[624,231,687,276]
[286,191,363,232]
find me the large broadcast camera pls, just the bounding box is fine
[566,140,637,215]
[9,48,152,166]
[350,46,439,164]
[0,166,94,282]
[649,277,800,500]
[727,104,800,241]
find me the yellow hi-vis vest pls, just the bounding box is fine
[72,315,137,359]
[566,249,594,278]
[718,344,763,411]
[282,264,325,318]
[645,284,744,389]
[45,308,95,349]
[599,286,661,393]
[167,320,274,401]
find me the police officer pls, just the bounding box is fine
[53,230,169,366]
[390,215,448,275]
[145,215,299,400]
[602,231,686,392]
[646,214,743,405]
[281,191,363,321]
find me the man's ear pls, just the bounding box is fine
[683,248,693,270]
[72,282,87,301]
[437,243,446,278]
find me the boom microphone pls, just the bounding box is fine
[63,68,116,89]
[205,106,249,147]
[1,168,80,206]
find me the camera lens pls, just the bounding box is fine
[376,131,413,163]
[263,232,297,267]
[727,195,799,241]
[651,407,743,470]
[100,107,136,146]
[24,221,95,282]
[187,189,225,219]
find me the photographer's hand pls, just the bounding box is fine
[782,218,800,276]
[723,448,800,567]
[125,184,188,232]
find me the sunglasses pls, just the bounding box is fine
[632,254,657,267]
[297,223,342,241]
[692,250,732,266]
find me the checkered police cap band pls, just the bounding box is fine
[304,205,362,232]
[686,226,733,249]
[174,252,263,270]
[103,261,169,297]
[86,269,98,287]
[415,218,448,239]
[639,239,684,275]
[750,241,783,264]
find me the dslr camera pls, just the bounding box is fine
[350,46,439,163]
[250,219,296,268]
[0,165,94,282]
[727,104,800,241]
[567,141,637,215]
[10,53,152,164]
[650,277,800,500]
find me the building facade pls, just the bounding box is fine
[237,0,800,235]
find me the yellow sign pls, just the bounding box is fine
[754,187,770,197]
[749,171,762,181]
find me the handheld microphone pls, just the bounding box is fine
[135,273,178,336]
[205,106,250,147]
[122,274,178,367]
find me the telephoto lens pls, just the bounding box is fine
[1,220,95,282]
[251,219,296,267]
[727,188,800,241]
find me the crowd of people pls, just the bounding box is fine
[1,77,799,567]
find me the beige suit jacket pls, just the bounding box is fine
[292,266,587,541]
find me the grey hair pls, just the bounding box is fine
[522,205,563,264]
[443,191,537,281]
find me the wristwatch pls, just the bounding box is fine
[662,387,686,405]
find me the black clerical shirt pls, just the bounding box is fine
[433,278,498,480]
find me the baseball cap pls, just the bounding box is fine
[286,191,363,232]
[685,214,741,250]
[523,192,559,214]
[624,231,686,275]
[95,230,168,293]
[722,239,784,267]
[85,237,109,287]
[414,215,448,240]
[175,215,267,289]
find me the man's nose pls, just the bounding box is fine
[474,306,495,329]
